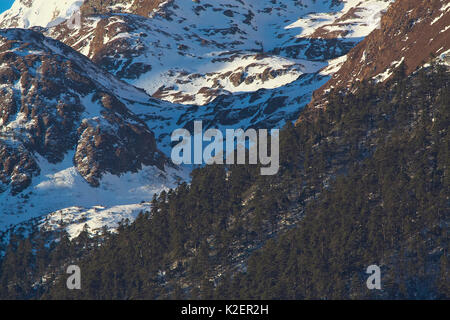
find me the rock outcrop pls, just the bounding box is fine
[0,29,166,193]
[306,0,450,110]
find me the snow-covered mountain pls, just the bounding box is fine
[1,1,394,104]
[0,0,84,29]
[0,28,187,232]
[306,0,450,109]
[0,0,397,237]
[40,0,395,143]
[44,0,393,105]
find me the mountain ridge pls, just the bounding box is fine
[302,0,450,113]
[0,28,186,231]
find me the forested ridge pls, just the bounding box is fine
[0,63,448,300]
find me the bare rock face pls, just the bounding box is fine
[0,30,87,165]
[306,0,450,110]
[74,93,165,187]
[0,140,39,195]
[0,0,404,194]
[0,29,166,194]
[80,0,166,17]
[44,0,392,106]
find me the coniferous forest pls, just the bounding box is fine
[0,62,448,300]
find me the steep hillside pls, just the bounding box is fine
[0,29,184,231]
[0,0,397,148]
[0,0,447,300]
[306,0,450,109]
[3,59,447,300]
[29,0,392,105]
[0,0,84,29]
[26,0,395,147]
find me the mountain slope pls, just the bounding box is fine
[0,0,398,237]
[0,28,185,231]
[0,0,447,300]
[40,0,393,105]
[0,0,396,148]
[306,0,450,109]
[0,0,84,29]
[6,57,447,300]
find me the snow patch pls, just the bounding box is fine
[0,0,85,29]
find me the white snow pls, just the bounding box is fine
[441,2,450,13]
[321,55,348,75]
[374,57,405,83]
[39,204,152,239]
[21,0,394,105]
[0,0,85,28]
[0,150,189,233]
[286,0,392,39]
[0,0,398,238]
